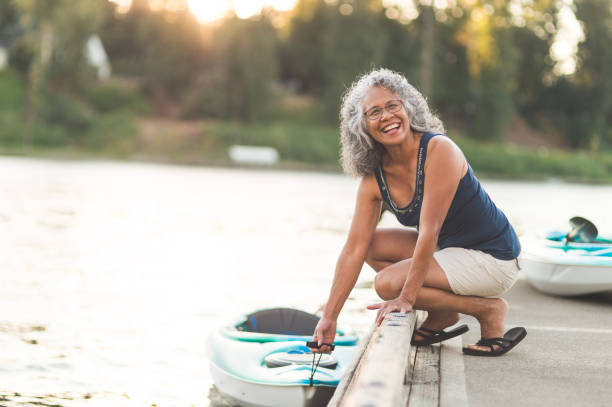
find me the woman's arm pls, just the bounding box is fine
[311,174,381,351]
[400,137,465,303]
[369,137,465,325]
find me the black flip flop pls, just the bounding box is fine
[462,327,527,357]
[411,324,469,346]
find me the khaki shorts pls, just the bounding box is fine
[433,247,521,297]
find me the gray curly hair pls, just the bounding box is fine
[339,68,445,177]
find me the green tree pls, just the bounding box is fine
[281,0,333,94]
[283,0,389,122]
[184,12,279,122]
[322,0,389,120]
[429,9,471,126]
[5,0,140,150]
[379,12,420,84]
[99,0,206,116]
[452,1,516,140]
[572,0,612,150]
[0,1,20,37]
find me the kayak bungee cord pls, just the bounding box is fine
[306,341,335,386]
[309,352,323,386]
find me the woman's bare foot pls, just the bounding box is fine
[412,311,460,341]
[466,298,509,352]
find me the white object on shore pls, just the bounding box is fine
[85,35,111,79]
[0,46,7,70]
[228,145,279,166]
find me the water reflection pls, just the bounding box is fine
[0,156,611,406]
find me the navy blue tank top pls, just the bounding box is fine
[374,133,521,260]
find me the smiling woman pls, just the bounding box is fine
[310,68,527,358]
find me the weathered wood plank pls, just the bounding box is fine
[327,325,375,407]
[403,337,419,403]
[329,311,417,407]
[407,344,440,407]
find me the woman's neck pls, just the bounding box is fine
[383,131,423,168]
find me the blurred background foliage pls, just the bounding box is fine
[0,0,611,180]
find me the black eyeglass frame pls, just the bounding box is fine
[363,99,404,121]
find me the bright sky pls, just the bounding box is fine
[110,0,297,22]
[188,0,299,22]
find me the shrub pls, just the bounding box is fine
[207,121,339,164]
[0,110,24,147]
[88,83,150,115]
[0,69,26,111]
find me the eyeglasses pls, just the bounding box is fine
[363,100,404,121]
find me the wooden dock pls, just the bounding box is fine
[328,310,455,407]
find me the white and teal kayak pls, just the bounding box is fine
[207,308,359,407]
[522,230,612,296]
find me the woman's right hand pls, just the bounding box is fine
[310,317,337,353]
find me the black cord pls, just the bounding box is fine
[309,352,323,386]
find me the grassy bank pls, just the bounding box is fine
[454,135,612,183]
[204,121,612,183]
[1,117,611,183]
[0,69,145,154]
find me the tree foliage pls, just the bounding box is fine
[1,0,137,149]
[1,0,611,153]
[179,13,279,122]
[572,0,612,149]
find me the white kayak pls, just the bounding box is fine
[521,231,612,296]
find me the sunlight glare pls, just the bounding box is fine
[234,1,261,19]
[188,0,232,23]
[235,0,297,18]
[187,0,297,22]
[110,0,132,14]
[551,1,584,76]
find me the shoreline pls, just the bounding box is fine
[1,150,610,185]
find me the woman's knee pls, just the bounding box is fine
[374,268,400,300]
[365,229,387,271]
[366,228,418,271]
[374,271,390,300]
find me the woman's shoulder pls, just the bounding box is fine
[358,172,383,201]
[425,134,467,176]
[427,134,463,158]
[427,133,453,146]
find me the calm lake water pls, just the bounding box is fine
[1,156,611,406]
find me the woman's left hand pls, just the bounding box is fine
[367,296,414,326]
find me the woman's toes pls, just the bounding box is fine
[467,343,499,352]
